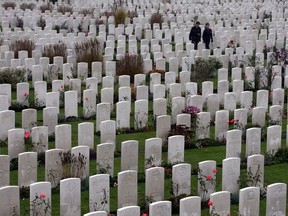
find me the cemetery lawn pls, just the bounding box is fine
[3,102,287,215]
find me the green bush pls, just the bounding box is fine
[0,68,26,90]
[193,57,222,83]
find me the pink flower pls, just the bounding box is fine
[208,200,214,206]
[25,131,30,139]
[212,169,218,173]
[244,75,248,79]
[39,193,46,198]
[207,175,212,180]
[61,85,64,89]
[24,92,28,97]
[142,213,148,216]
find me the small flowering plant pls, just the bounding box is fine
[227,40,236,49]
[24,130,32,151]
[182,105,200,126]
[30,193,51,216]
[208,200,222,216]
[198,168,217,201]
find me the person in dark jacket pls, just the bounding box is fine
[202,23,213,49]
[189,21,201,50]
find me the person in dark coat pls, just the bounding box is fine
[189,21,201,50]
[202,23,213,49]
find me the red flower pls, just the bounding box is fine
[142,213,148,216]
[206,175,212,180]
[244,75,248,79]
[24,92,28,97]
[208,200,214,206]
[39,193,46,198]
[25,131,30,139]
[61,85,64,89]
[212,169,217,173]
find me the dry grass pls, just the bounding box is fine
[73,38,103,73]
[20,3,36,11]
[43,42,68,64]
[57,4,73,15]
[79,8,95,17]
[150,12,164,29]
[114,8,127,26]
[10,39,35,59]
[39,3,52,13]
[127,11,138,20]
[2,1,16,10]
[116,54,144,83]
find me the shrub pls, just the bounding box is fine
[193,57,222,83]
[52,21,69,33]
[43,42,68,64]
[57,4,73,14]
[116,54,144,83]
[16,17,23,29]
[73,38,103,73]
[150,12,164,29]
[10,39,35,58]
[20,3,36,11]
[2,1,16,10]
[114,8,127,26]
[37,16,46,30]
[0,68,26,90]
[39,3,52,13]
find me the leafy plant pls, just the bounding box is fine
[0,68,26,90]
[138,194,155,214]
[37,16,46,30]
[116,54,144,83]
[10,39,35,58]
[193,57,222,83]
[20,186,30,199]
[168,125,194,148]
[16,17,23,29]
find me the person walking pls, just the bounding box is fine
[202,23,213,49]
[189,21,201,50]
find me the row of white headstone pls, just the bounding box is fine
[0,178,286,216]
